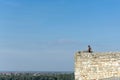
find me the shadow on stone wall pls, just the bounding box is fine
[100,77,120,80]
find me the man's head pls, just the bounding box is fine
[88,45,91,48]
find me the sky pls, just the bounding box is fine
[0,0,120,71]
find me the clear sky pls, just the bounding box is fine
[0,0,120,71]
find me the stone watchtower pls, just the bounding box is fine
[74,51,120,80]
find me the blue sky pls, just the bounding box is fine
[0,0,120,71]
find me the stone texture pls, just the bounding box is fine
[74,51,120,80]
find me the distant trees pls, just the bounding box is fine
[0,72,74,80]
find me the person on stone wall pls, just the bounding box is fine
[88,45,92,53]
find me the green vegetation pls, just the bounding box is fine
[0,72,74,80]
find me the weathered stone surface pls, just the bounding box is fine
[100,77,120,80]
[74,51,120,80]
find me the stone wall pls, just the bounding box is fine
[74,52,120,80]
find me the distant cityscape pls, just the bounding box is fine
[0,71,74,80]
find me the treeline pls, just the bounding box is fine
[0,72,74,80]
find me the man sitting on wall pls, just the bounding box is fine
[88,45,92,53]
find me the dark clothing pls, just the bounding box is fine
[88,45,92,53]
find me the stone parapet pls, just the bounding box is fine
[75,52,120,80]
